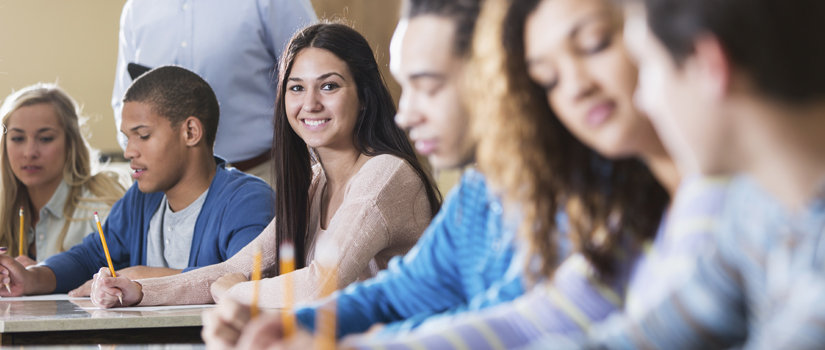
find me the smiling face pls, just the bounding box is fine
[5,103,67,192]
[390,16,474,170]
[284,47,362,152]
[120,101,188,193]
[524,0,659,159]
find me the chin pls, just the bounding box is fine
[429,155,464,172]
[136,181,159,194]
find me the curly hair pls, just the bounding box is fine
[470,0,669,282]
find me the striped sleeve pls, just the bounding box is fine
[343,254,626,350]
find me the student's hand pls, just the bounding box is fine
[0,250,33,296]
[211,273,249,303]
[235,313,314,350]
[202,297,252,350]
[90,267,143,308]
[70,265,183,297]
[14,255,37,268]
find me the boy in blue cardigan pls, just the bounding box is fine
[0,66,274,296]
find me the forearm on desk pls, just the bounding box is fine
[119,266,182,280]
[25,266,57,295]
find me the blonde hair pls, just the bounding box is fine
[470,0,669,282]
[0,83,126,256]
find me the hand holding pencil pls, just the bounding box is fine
[90,267,144,308]
[0,247,36,297]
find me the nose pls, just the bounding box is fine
[394,90,424,130]
[560,57,598,101]
[302,89,323,113]
[123,139,138,160]
[22,139,39,159]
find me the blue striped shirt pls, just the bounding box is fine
[578,176,825,349]
[341,176,730,349]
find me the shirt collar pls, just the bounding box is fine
[42,180,69,219]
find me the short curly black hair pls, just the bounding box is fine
[644,0,825,103]
[122,65,220,147]
[401,0,482,57]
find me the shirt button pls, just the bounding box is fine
[39,234,45,240]
[165,239,170,245]
[181,41,188,48]
[182,3,189,10]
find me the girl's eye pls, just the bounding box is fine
[321,83,339,91]
[288,85,304,92]
[10,136,23,143]
[542,79,559,93]
[583,36,612,55]
[40,137,54,143]
[139,134,150,140]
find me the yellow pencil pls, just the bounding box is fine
[18,207,24,258]
[250,245,263,319]
[94,212,121,305]
[315,264,337,350]
[279,242,295,337]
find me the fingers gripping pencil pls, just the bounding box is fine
[94,212,121,305]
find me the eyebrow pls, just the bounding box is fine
[569,11,613,39]
[288,72,347,82]
[121,125,148,134]
[525,11,613,67]
[9,127,57,133]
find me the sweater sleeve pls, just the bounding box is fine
[138,217,279,306]
[224,156,431,309]
[294,172,479,338]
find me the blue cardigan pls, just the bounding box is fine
[44,158,275,293]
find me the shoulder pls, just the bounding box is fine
[439,168,495,223]
[348,154,423,199]
[212,165,274,196]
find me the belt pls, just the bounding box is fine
[231,150,272,172]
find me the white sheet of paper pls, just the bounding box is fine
[80,304,215,312]
[0,293,89,301]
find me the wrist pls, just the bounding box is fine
[134,280,144,305]
[24,266,56,295]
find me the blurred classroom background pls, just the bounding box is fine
[0,0,461,191]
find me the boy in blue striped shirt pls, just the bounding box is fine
[577,0,825,348]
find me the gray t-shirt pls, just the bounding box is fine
[146,190,209,269]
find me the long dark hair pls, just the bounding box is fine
[472,0,669,281]
[272,23,442,272]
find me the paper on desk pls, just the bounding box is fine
[0,293,89,301]
[80,304,216,312]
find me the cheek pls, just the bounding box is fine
[635,64,667,119]
[284,95,302,118]
[547,92,577,131]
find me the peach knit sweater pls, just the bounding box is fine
[136,154,432,307]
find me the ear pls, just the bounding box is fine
[181,116,204,147]
[691,34,731,101]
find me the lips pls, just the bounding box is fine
[21,165,42,174]
[301,118,330,129]
[131,165,147,180]
[586,101,617,128]
[414,139,438,155]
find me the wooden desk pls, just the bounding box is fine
[0,297,210,345]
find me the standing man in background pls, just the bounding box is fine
[111,0,317,185]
